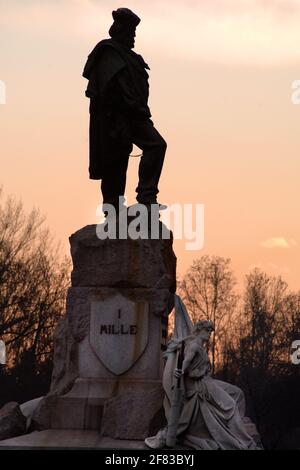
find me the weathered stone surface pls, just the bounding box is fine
[0,430,147,449]
[49,316,78,396]
[33,223,176,433]
[20,397,43,431]
[0,402,26,441]
[32,396,53,431]
[70,224,176,290]
[33,394,105,431]
[33,378,164,432]
[101,387,166,440]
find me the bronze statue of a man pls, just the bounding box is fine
[83,8,167,211]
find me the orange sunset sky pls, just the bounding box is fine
[1,0,300,290]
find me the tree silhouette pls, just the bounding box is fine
[179,255,238,373]
[0,188,70,404]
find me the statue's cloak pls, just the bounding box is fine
[82,39,150,180]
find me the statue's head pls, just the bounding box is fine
[193,320,215,341]
[109,8,141,50]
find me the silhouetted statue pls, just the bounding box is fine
[83,8,167,211]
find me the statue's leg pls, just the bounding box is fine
[101,148,130,208]
[131,119,167,204]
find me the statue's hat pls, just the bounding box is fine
[112,8,141,28]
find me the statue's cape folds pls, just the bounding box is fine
[83,39,126,98]
[83,38,150,99]
[82,39,150,180]
[82,40,128,180]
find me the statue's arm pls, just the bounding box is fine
[181,343,197,374]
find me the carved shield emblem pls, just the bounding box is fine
[89,294,149,375]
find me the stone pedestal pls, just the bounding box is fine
[34,223,176,439]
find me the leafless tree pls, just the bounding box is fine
[240,268,288,375]
[0,188,70,371]
[179,255,238,373]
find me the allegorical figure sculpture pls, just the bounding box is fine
[145,295,259,450]
[83,8,167,212]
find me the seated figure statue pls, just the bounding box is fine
[145,295,259,450]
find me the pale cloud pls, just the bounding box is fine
[268,262,290,275]
[145,0,300,66]
[248,261,290,275]
[261,237,298,249]
[2,0,300,66]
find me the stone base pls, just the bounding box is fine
[0,422,262,450]
[0,430,147,450]
[0,402,26,441]
[34,378,165,439]
[101,386,166,440]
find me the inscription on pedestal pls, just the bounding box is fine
[99,309,137,335]
[90,294,149,375]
